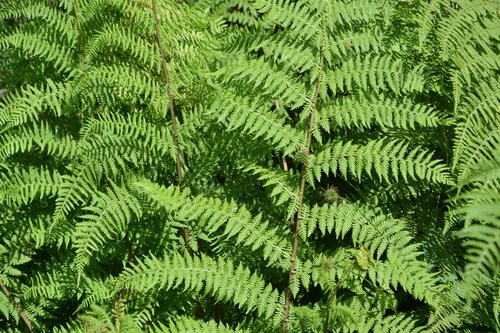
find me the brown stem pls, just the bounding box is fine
[0,277,34,333]
[151,0,192,255]
[282,54,324,332]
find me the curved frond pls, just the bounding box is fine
[116,253,284,326]
[74,183,142,275]
[307,139,452,185]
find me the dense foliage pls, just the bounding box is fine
[0,0,498,332]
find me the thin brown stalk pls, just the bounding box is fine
[0,277,34,333]
[282,156,296,232]
[282,53,324,332]
[151,0,192,254]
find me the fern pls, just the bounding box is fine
[209,89,305,155]
[154,317,248,333]
[0,167,62,206]
[317,94,446,131]
[74,183,142,276]
[116,253,284,326]
[0,0,498,331]
[307,139,452,185]
[132,179,290,267]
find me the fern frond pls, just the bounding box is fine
[54,160,99,220]
[84,23,158,68]
[209,90,305,155]
[117,253,284,326]
[436,3,498,62]
[323,29,383,64]
[0,30,74,73]
[301,201,412,260]
[0,292,17,323]
[245,32,316,73]
[0,1,77,44]
[459,220,500,277]
[77,276,115,312]
[78,113,176,175]
[453,78,500,177]
[154,317,247,333]
[74,183,142,275]
[317,94,445,132]
[255,0,319,41]
[325,54,425,95]
[0,80,68,129]
[216,56,307,109]
[307,139,452,185]
[320,0,386,30]
[325,290,426,333]
[78,303,141,333]
[132,179,290,267]
[369,251,442,306]
[372,313,425,333]
[285,304,322,332]
[0,123,75,161]
[243,165,299,214]
[450,49,500,108]
[73,65,164,113]
[0,167,61,206]
[1,0,496,330]
[212,0,262,27]
[22,267,76,301]
[454,124,500,181]
[451,148,500,308]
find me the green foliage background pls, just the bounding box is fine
[0,0,498,332]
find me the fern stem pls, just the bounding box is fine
[151,0,192,254]
[282,53,324,332]
[112,234,134,328]
[322,263,354,332]
[0,277,34,333]
[283,156,296,232]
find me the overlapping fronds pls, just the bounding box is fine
[452,148,500,301]
[74,183,142,275]
[0,0,498,331]
[116,253,284,325]
[301,202,411,258]
[154,317,248,333]
[132,179,290,267]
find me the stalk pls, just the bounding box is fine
[0,277,33,332]
[113,234,135,329]
[151,0,192,254]
[282,156,296,232]
[282,53,324,332]
[322,263,354,332]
